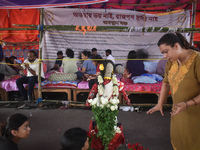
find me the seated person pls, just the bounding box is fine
[0,113,31,150]
[124,50,146,79]
[156,58,168,77]
[61,127,89,150]
[15,50,45,102]
[5,56,20,74]
[75,50,96,79]
[87,55,103,90]
[0,57,18,76]
[53,51,63,71]
[61,48,78,73]
[89,48,101,59]
[137,48,149,59]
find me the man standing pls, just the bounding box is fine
[15,50,45,102]
[105,49,115,64]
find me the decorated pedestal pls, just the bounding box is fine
[88,120,125,150]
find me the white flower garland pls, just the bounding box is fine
[88,74,120,110]
[87,74,121,134]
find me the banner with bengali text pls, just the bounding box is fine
[43,8,190,69]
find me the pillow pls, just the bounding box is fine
[132,76,157,83]
[152,74,163,82]
[48,73,77,81]
[141,73,156,80]
[143,61,158,73]
[141,73,163,82]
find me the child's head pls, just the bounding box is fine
[0,113,30,142]
[61,127,89,150]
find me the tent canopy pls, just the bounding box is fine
[0,0,199,46]
[73,0,200,11]
[0,0,108,9]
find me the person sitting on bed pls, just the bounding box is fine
[15,50,45,102]
[5,56,20,74]
[86,55,103,90]
[156,58,168,77]
[52,51,63,71]
[123,50,146,79]
[61,48,78,73]
[0,57,18,77]
[89,48,101,59]
[75,50,96,80]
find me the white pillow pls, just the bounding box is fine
[133,76,157,84]
[143,61,158,73]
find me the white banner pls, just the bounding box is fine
[43,8,190,69]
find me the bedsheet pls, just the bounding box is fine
[35,80,78,88]
[0,76,27,92]
[77,81,89,89]
[121,79,163,93]
[1,76,78,92]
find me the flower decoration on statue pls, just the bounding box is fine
[87,74,121,149]
[99,64,104,71]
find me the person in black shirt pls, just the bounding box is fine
[61,127,89,150]
[53,51,63,70]
[0,113,31,150]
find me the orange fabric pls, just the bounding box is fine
[0,8,200,50]
[0,9,40,49]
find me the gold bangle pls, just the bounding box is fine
[185,102,188,109]
[192,98,197,106]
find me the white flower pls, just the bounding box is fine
[88,99,93,104]
[98,75,103,84]
[100,97,108,105]
[113,86,119,96]
[89,97,98,106]
[100,104,104,108]
[110,98,120,105]
[110,105,116,111]
[98,85,104,96]
[114,126,121,134]
[97,102,100,107]
[112,75,118,84]
[107,104,111,108]
[115,105,118,110]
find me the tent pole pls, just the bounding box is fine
[38,8,44,102]
[190,0,197,45]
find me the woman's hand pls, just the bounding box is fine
[146,103,164,116]
[170,102,187,116]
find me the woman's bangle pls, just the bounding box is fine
[192,98,197,106]
[185,102,188,109]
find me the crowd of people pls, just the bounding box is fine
[1,32,200,149]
